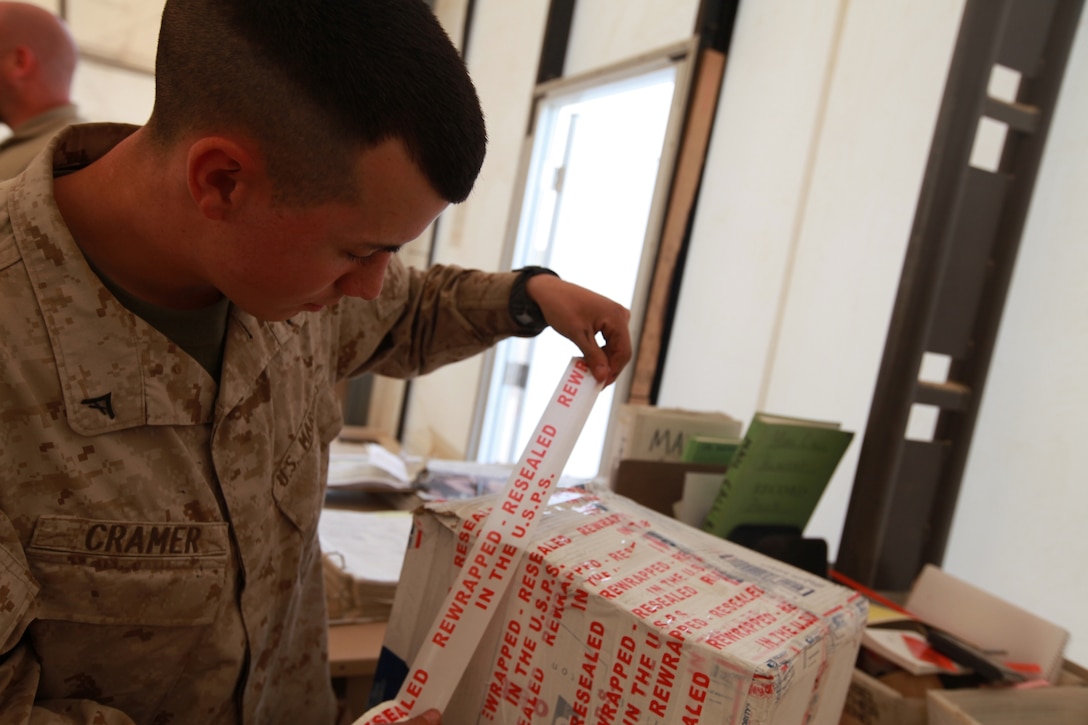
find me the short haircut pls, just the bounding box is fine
[146,0,487,205]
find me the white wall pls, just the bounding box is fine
[73,60,154,126]
[660,0,1088,665]
[661,0,964,557]
[659,0,858,426]
[943,14,1088,666]
[564,0,698,77]
[67,0,162,74]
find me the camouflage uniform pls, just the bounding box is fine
[0,124,526,724]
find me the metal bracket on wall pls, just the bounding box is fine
[836,0,1085,591]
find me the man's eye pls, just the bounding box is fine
[347,247,401,264]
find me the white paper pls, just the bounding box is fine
[318,508,414,584]
[672,471,726,527]
[327,441,411,489]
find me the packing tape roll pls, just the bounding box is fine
[356,357,602,724]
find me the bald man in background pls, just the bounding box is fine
[0,2,81,178]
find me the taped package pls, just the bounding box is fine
[371,488,868,724]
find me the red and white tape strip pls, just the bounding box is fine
[357,357,602,724]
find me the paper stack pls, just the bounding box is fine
[319,508,414,623]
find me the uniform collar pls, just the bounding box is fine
[8,123,300,435]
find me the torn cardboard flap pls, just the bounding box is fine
[375,489,868,725]
[905,564,1069,683]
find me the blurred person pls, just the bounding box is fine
[0,1,80,178]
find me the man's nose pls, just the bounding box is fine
[337,252,392,300]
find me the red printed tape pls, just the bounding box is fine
[358,357,601,724]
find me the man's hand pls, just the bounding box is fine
[526,274,632,386]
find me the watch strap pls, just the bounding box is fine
[509,266,559,334]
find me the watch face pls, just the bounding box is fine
[512,295,542,328]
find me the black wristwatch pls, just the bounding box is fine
[509,266,559,334]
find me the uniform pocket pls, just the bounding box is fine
[26,515,229,627]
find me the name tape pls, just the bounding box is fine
[357,357,602,724]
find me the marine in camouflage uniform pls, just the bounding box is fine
[0,126,547,724]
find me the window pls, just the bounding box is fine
[472,47,694,479]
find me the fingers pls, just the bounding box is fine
[601,314,633,384]
[573,311,632,386]
[579,337,610,385]
[581,321,631,386]
[586,308,632,386]
[525,276,632,386]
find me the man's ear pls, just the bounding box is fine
[2,46,33,80]
[14,46,31,71]
[186,137,262,221]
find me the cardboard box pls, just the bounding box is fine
[927,685,1088,725]
[839,562,1087,725]
[839,669,931,725]
[839,657,1088,725]
[373,489,868,724]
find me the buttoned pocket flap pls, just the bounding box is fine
[27,516,230,627]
